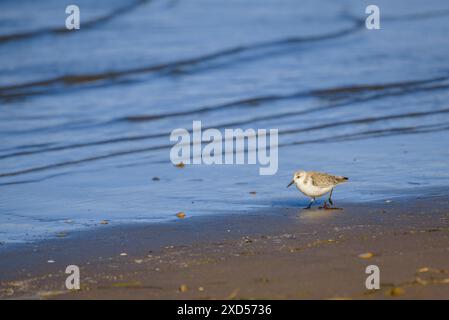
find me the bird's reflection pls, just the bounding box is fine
[297,206,344,223]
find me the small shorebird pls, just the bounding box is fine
[287,170,348,209]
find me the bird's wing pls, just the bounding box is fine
[310,172,348,187]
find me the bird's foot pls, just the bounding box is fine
[323,201,330,208]
[320,204,343,211]
[319,201,335,210]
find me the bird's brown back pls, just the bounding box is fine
[309,171,348,187]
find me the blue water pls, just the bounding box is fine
[1,0,449,243]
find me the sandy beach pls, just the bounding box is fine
[1,191,448,300]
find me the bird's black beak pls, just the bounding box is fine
[287,180,294,188]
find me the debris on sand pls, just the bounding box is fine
[179,284,188,293]
[249,191,257,195]
[38,290,64,299]
[175,162,185,168]
[386,287,405,297]
[100,220,109,225]
[1,288,14,296]
[227,288,240,300]
[111,281,142,288]
[329,296,353,300]
[415,277,428,286]
[417,267,429,273]
[152,177,160,181]
[358,252,374,259]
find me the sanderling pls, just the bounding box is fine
[287,170,348,209]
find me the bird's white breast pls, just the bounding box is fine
[296,180,332,198]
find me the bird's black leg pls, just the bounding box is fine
[328,189,334,206]
[305,197,315,209]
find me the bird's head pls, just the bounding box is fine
[287,170,306,188]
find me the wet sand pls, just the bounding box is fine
[1,193,449,300]
[3,0,449,243]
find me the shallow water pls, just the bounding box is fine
[1,0,449,243]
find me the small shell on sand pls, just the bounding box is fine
[387,287,405,296]
[179,284,188,292]
[358,252,374,259]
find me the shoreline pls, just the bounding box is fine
[1,192,449,299]
[1,184,447,247]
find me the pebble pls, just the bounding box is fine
[175,162,185,168]
[176,212,186,219]
[179,284,188,292]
